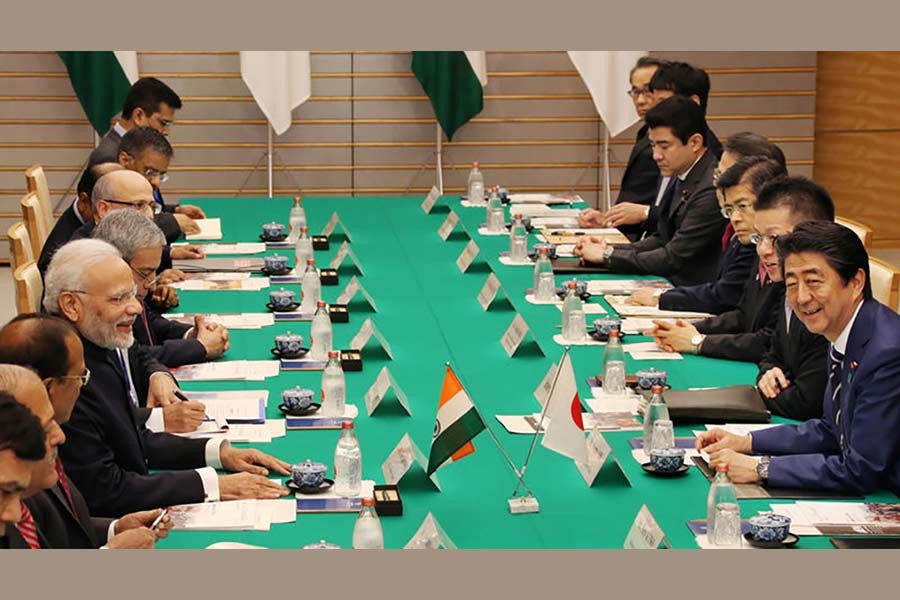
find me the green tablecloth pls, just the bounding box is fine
[158,196,894,550]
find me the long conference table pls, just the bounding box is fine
[159,195,894,550]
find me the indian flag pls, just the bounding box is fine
[58,51,138,134]
[412,51,487,141]
[426,365,486,475]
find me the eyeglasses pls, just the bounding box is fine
[129,263,160,288]
[68,285,139,306]
[627,87,653,99]
[101,198,162,215]
[57,367,91,388]
[143,167,169,184]
[720,202,754,219]
[750,232,781,247]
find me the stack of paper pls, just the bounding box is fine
[495,411,642,434]
[770,502,900,536]
[169,498,296,531]
[585,280,672,295]
[170,360,280,382]
[180,420,286,443]
[605,296,713,319]
[623,341,683,360]
[182,390,269,423]
[509,205,583,218]
[164,313,275,329]
[183,272,252,281]
[185,218,223,241]
[507,192,582,205]
[171,278,270,292]
[619,318,672,335]
[177,242,266,255]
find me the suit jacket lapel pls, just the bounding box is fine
[666,151,713,222]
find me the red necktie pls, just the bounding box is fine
[16,502,41,549]
[721,223,734,250]
[55,459,79,521]
[759,262,769,288]
[141,310,155,345]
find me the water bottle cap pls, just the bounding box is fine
[341,420,354,430]
[306,258,316,265]
[539,246,549,255]
[514,213,523,219]
[294,196,302,202]
[317,301,327,307]
[716,463,729,473]
[651,384,663,393]
[361,496,375,507]
[328,350,340,358]
[567,281,577,289]
[608,329,620,338]
[493,185,499,191]
[300,226,308,232]
[473,161,479,167]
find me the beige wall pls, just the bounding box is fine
[0,50,816,262]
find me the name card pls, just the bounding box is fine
[437,211,459,241]
[404,512,457,549]
[320,212,353,241]
[364,366,412,416]
[575,429,613,486]
[533,362,559,408]
[624,505,670,550]
[477,273,502,310]
[349,317,394,359]
[456,240,480,273]
[329,240,350,270]
[500,313,542,358]
[421,185,440,214]
[336,275,378,311]
[382,433,440,490]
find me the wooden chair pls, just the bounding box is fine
[13,261,43,314]
[20,191,50,259]
[836,216,874,251]
[25,164,53,233]
[6,222,34,272]
[870,257,900,312]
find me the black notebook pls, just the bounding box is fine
[830,537,900,549]
[660,385,771,423]
[550,259,611,274]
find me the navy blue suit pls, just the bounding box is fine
[658,235,756,314]
[752,299,900,495]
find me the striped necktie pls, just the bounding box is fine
[16,502,41,549]
[829,346,845,450]
[55,459,78,521]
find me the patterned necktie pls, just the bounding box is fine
[829,346,846,450]
[115,349,139,407]
[140,309,155,345]
[16,502,41,549]
[55,459,78,522]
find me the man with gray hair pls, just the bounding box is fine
[92,210,229,368]
[43,239,290,517]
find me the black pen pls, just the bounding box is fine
[173,390,224,429]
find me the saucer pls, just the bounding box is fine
[266,301,301,312]
[743,532,799,549]
[588,330,626,343]
[555,289,592,302]
[287,478,334,495]
[641,463,689,477]
[260,233,287,242]
[278,403,321,417]
[261,266,292,276]
[271,347,310,359]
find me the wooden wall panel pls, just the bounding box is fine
[0,50,817,262]
[814,52,900,247]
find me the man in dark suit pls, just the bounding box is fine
[650,175,836,363]
[574,95,725,287]
[42,239,290,517]
[627,156,784,314]
[0,361,165,549]
[37,162,123,278]
[92,209,229,368]
[700,221,900,494]
[0,393,46,550]
[88,76,205,223]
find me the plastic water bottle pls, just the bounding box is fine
[467,161,484,204]
[509,213,528,262]
[561,282,586,342]
[295,225,314,268]
[309,301,332,361]
[602,330,627,394]
[352,497,384,549]
[321,350,346,417]
[642,385,669,449]
[486,186,505,232]
[334,420,362,498]
[707,464,741,546]
[300,258,321,313]
[533,247,556,301]
[288,196,307,242]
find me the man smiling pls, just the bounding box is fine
[698,221,900,494]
